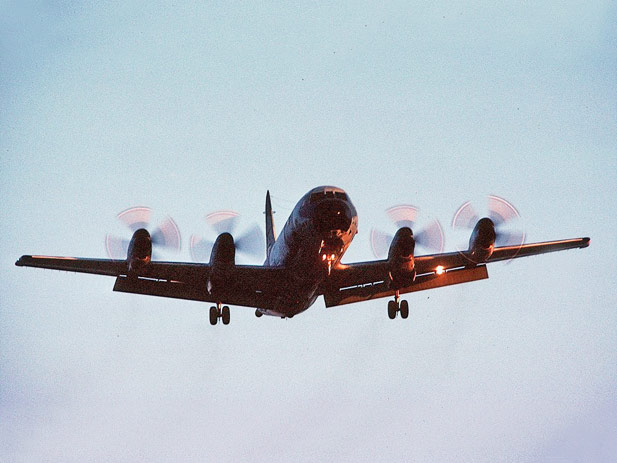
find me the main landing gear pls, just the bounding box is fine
[209,303,230,326]
[387,291,409,320]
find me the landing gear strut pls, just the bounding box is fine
[387,291,409,319]
[209,303,231,325]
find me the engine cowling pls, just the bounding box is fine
[468,218,496,263]
[209,232,236,267]
[127,228,152,272]
[207,233,236,295]
[387,227,416,288]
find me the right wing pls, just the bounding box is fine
[15,255,128,276]
[15,255,284,309]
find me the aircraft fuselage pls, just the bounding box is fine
[261,186,358,317]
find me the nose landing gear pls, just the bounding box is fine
[209,302,231,325]
[387,291,409,319]
[320,238,343,276]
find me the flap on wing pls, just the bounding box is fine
[324,265,488,307]
[328,260,390,289]
[113,273,277,309]
[114,277,209,302]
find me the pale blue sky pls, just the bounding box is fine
[1,1,616,461]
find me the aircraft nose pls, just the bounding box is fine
[314,199,353,234]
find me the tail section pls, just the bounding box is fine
[265,190,276,258]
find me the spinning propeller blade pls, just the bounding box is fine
[370,205,444,259]
[451,195,526,255]
[190,211,264,262]
[105,206,181,260]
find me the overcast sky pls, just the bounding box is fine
[1,1,616,461]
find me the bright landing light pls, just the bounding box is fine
[436,265,445,275]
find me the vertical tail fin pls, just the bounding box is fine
[265,190,276,258]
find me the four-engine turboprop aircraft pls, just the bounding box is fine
[15,186,589,325]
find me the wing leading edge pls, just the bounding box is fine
[324,237,589,307]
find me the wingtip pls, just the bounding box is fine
[582,237,590,248]
[15,255,28,266]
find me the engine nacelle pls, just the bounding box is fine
[127,228,152,273]
[468,218,496,263]
[209,233,236,267]
[207,233,236,295]
[387,227,416,288]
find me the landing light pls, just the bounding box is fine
[436,265,445,275]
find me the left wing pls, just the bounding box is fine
[323,237,589,307]
[15,255,283,309]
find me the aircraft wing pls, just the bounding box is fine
[323,237,590,307]
[15,255,283,309]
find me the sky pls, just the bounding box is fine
[1,1,616,461]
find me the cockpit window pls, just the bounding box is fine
[310,191,348,202]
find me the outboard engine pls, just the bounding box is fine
[468,218,496,263]
[127,228,152,273]
[387,227,416,288]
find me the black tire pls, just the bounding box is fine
[255,309,263,318]
[387,300,397,319]
[222,306,231,325]
[209,306,218,325]
[400,300,409,319]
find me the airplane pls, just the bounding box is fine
[15,186,589,325]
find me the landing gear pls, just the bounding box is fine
[255,309,263,318]
[387,300,397,319]
[400,299,409,319]
[209,303,231,325]
[221,306,230,325]
[209,306,218,325]
[387,291,409,319]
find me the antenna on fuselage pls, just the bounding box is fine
[265,190,276,258]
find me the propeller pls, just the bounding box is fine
[451,195,526,252]
[190,210,264,262]
[370,205,444,258]
[105,206,182,260]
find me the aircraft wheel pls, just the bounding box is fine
[387,300,397,319]
[222,306,231,325]
[209,306,218,325]
[400,300,409,319]
[255,309,263,318]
